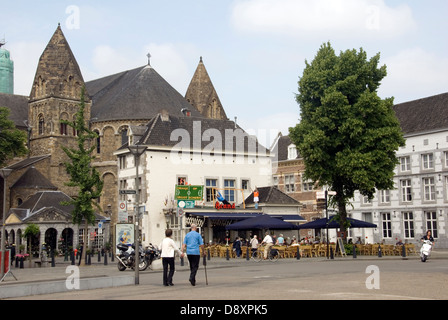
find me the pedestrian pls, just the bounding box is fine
[250,235,259,257]
[233,237,242,258]
[160,229,184,286]
[182,224,204,286]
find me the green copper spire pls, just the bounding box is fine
[0,40,14,94]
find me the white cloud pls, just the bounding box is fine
[380,47,448,102]
[231,0,416,39]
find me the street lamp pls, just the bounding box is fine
[1,168,13,280]
[128,144,147,285]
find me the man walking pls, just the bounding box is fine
[182,224,204,286]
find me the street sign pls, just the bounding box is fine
[316,190,336,199]
[177,200,195,208]
[120,189,136,195]
[174,185,203,201]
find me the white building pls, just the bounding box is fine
[115,113,274,247]
[348,92,448,248]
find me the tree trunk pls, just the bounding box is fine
[79,220,88,267]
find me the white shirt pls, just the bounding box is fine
[263,235,273,244]
[160,237,182,258]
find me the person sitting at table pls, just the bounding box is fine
[276,234,284,246]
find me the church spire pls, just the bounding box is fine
[29,24,87,101]
[185,57,227,120]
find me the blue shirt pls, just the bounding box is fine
[183,231,204,255]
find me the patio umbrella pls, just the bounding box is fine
[225,214,299,230]
[296,215,377,229]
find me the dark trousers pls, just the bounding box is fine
[187,254,200,283]
[162,257,175,285]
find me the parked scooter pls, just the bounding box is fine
[420,240,432,262]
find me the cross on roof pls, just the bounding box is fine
[147,53,151,66]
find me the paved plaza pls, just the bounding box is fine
[1,250,447,302]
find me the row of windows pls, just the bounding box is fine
[399,151,448,172]
[380,211,439,239]
[361,175,447,205]
[273,174,313,193]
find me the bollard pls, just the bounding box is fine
[353,244,357,259]
[87,253,91,265]
[51,250,55,267]
[20,257,24,269]
[401,244,406,258]
[71,252,75,265]
[15,256,19,268]
[104,251,108,265]
[207,247,211,261]
[246,247,250,261]
[378,245,382,258]
[98,250,101,262]
[64,250,68,262]
[226,247,230,261]
[296,246,300,260]
[330,246,334,259]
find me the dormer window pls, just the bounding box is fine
[287,144,297,160]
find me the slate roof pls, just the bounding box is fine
[244,186,300,205]
[10,166,57,190]
[86,65,202,123]
[5,155,50,170]
[393,92,448,135]
[136,113,269,154]
[7,191,74,222]
[271,134,300,162]
[0,92,28,129]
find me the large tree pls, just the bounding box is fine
[61,87,103,266]
[0,107,28,167]
[289,42,405,236]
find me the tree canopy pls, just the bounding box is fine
[289,42,405,233]
[0,107,28,167]
[61,88,103,226]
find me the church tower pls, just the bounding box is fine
[185,57,227,120]
[0,40,14,94]
[28,24,90,196]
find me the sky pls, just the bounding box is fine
[1,0,448,147]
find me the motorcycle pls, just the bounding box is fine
[420,240,432,262]
[116,243,148,271]
[144,243,161,270]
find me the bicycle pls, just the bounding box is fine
[251,246,279,262]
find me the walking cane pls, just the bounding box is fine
[203,254,208,285]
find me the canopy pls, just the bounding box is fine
[296,215,377,229]
[225,214,299,230]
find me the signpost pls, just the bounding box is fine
[316,190,336,259]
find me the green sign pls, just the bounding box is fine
[175,185,203,201]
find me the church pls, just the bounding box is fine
[0,24,230,252]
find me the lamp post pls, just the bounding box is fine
[1,168,13,280]
[128,145,147,285]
